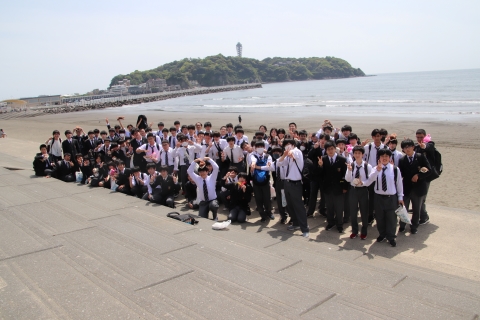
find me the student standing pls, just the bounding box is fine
[250,141,274,222]
[374,149,404,247]
[364,129,386,225]
[187,157,220,220]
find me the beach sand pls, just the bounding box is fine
[1,108,479,211]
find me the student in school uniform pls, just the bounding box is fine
[56,153,76,182]
[387,134,403,167]
[336,138,352,223]
[307,135,327,217]
[263,146,290,224]
[276,139,309,238]
[223,136,245,173]
[398,139,432,234]
[187,157,220,220]
[218,167,239,210]
[129,166,148,198]
[148,165,180,208]
[345,146,377,240]
[234,128,248,146]
[414,129,436,225]
[250,141,274,222]
[33,144,56,178]
[223,172,253,223]
[203,122,213,134]
[174,120,181,133]
[46,130,63,162]
[168,126,179,149]
[136,133,161,172]
[374,149,404,247]
[174,134,202,192]
[157,140,177,174]
[317,141,349,233]
[184,175,199,210]
[62,130,80,159]
[115,160,131,195]
[363,128,386,225]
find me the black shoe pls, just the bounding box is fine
[260,217,267,222]
[376,236,386,243]
[338,228,344,233]
[368,219,375,225]
[280,218,287,224]
[326,224,334,231]
[288,220,293,225]
[410,229,418,234]
[269,214,275,220]
[419,218,430,225]
[389,239,397,247]
[399,226,406,233]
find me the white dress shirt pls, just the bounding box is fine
[174,144,201,166]
[364,142,385,167]
[208,139,228,160]
[345,161,377,187]
[390,149,404,167]
[374,163,404,200]
[138,143,161,163]
[159,148,178,170]
[276,147,304,181]
[187,161,219,201]
[224,145,244,164]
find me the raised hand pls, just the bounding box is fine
[376,159,382,171]
[317,156,323,167]
[361,139,369,147]
[347,162,352,171]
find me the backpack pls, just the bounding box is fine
[47,138,62,154]
[252,154,269,185]
[425,142,442,182]
[167,212,200,225]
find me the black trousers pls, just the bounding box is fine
[349,187,369,235]
[368,182,376,221]
[374,194,398,241]
[179,165,188,191]
[420,181,430,221]
[253,184,272,218]
[325,192,345,230]
[199,199,219,219]
[284,180,308,233]
[307,180,320,216]
[229,206,247,223]
[275,179,287,219]
[401,191,426,231]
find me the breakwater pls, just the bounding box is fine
[39,83,262,115]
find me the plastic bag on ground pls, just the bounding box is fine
[212,220,231,230]
[395,205,411,225]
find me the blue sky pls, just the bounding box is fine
[0,0,478,100]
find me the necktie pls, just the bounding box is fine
[151,145,154,154]
[382,167,388,192]
[66,161,69,168]
[355,166,361,179]
[392,153,395,163]
[203,179,209,201]
[231,148,234,163]
[286,158,290,177]
[276,162,280,178]
[330,158,334,165]
[236,140,240,145]
[409,156,413,164]
[165,151,169,166]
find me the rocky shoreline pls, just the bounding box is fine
[40,84,262,115]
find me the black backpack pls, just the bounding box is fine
[425,142,443,182]
[167,212,200,225]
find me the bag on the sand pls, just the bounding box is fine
[167,212,200,225]
[212,220,231,230]
[75,171,83,183]
[395,205,411,225]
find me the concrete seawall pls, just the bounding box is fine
[40,84,262,115]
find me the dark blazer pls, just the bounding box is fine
[151,175,180,197]
[62,139,80,158]
[56,160,76,180]
[399,153,432,197]
[83,139,97,156]
[130,137,147,165]
[33,153,55,176]
[318,155,348,195]
[224,182,253,209]
[115,168,132,190]
[307,146,325,181]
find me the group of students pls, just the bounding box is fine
[33,116,440,247]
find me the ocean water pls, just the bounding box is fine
[127,69,480,120]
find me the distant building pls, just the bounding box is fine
[19,95,61,106]
[146,78,167,89]
[128,84,147,94]
[110,85,128,94]
[166,85,181,91]
[236,42,242,57]
[117,79,131,86]
[188,80,200,88]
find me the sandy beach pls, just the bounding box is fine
[1,106,478,212]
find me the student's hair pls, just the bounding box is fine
[159,165,168,172]
[110,142,118,148]
[204,121,212,127]
[53,130,60,135]
[147,133,154,138]
[146,163,156,170]
[379,128,388,136]
[104,137,111,142]
[226,123,233,128]
[238,172,248,180]
[177,134,186,141]
[94,129,100,133]
[117,160,125,166]
[76,154,83,158]
[288,122,297,128]
[204,132,211,136]
[255,131,264,137]
[119,129,125,133]
[416,129,426,135]
[95,154,104,162]
[40,144,47,150]
[159,127,167,133]
[108,128,115,132]
[335,139,347,145]
[187,124,195,130]
[169,126,176,132]
[352,145,365,154]
[174,120,180,125]
[157,122,164,127]
[235,128,244,134]
[282,139,295,147]
[377,149,392,157]
[132,128,139,135]
[106,161,115,168]
[161,140,169,145]
[269,127,277,136]
[220,125,226,131]
[114,125,121,130]
[240,141,249,150]
[65,130,72,135]
[371,129,381,137]
[299,130,307,136]
[401,139,415,149]
[259,125,267,131]
[324,141,336,150]
[323,126,332,132]
[255,141,265,147]
[197,165,209,173]
[226,136,236,143]
[212,131,221,138]
[234,125,242,131]
[145,127,152,133]
[228,166,239,173]
[181,124,187,130]
[64,153,71,157]
[131,166,140,173]
[100,130,107,135]
[341,125,352,132]
[348,133,358,141]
